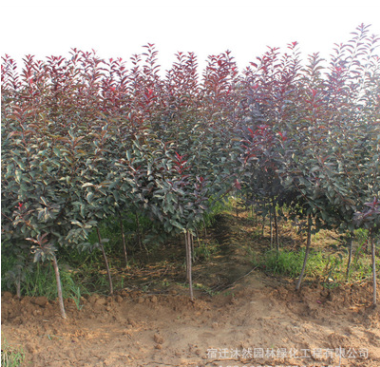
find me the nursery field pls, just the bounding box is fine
[2,209,380,367]
[1,23,380,367]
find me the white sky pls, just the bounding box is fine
[1,0,380,74]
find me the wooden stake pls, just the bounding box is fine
[296,214,312,291]
[16,272,21,299]
[273,200,279,251]
[52,254,67,319]
[270,207,273,248]
[262,204,266,237]
[185,231,194,301]
[97,227,114,295]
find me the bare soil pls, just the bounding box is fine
[2,213,380,367]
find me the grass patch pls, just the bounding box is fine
[255,249,322,278]
[251,247,379,286]
[2,259,91,303]
[1,337,25,367]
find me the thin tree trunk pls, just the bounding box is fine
[52,255,67,319]
[135,213,148,253]
[346,236,353,282]
[296,214,312,291]
[97,227,114,295]
[189,232,194,301]
[185,232,189,280]
[273,200,279,251]
[262,204,266,237]
[191,232,195,263]
[135,212,142,251]
[371,236,377,307]
[119,214,128,267]
[270,208,273,248]
[16,272,21,299]
[185,231,194,301]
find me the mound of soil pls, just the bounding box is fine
[2,280,380,367]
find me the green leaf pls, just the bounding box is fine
[53,147,61,157]
[169,219,184,230]
[71,220,83,227]
[15,169,22,184]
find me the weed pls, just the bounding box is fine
[161,280,170,288]
[194,283,219,296]
[197,197,234,233]
[355,228,369,244]
[93,274,109,293]
[69,286,83,310]
[223,290,235,297]
[194,242,219,261]
[141,285,149,292]
[46,334,61,341]
[1,337,25,367]
[116,277,125,290]
[322,281,341,290]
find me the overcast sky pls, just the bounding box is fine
[1,0,380,74]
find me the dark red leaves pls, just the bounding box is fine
[175,152,185,161]
[173,152,188,175]
[364,197,380,210]
[234,179,241,190]
[278,132,287,141]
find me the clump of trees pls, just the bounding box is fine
[2,24,379,318]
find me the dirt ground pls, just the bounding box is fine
[2,214,380,367]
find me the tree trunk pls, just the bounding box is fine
[346,236,353,282]
[185,232,189,280]
[119,214,128,267]
[269,208,273,248]
[185,231,194,301]
[16,271,21,299]
[135,213,148,253]
[262,204,266,237]
[371,236,377,307]
[135,212,142,251]
[97,227,114,295]
[191,232,195,263]
[296,214,312,291]
[273,200,279,251]
[52,255,67,319]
